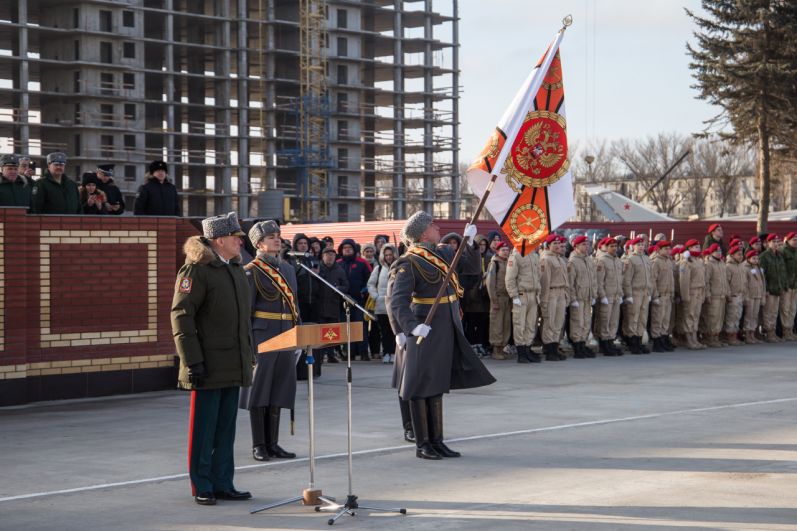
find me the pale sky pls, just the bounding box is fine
[457,0,715,161]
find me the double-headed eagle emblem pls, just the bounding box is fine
[502,110,570,192]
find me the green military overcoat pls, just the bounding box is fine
[171,236,254,390]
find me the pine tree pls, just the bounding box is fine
[686,0,797,232]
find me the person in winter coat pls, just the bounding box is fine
[780,232,797,340]
[95,164,125,214]
[759,233,787,342]
[30,152,81,214]
[337,238,372,360]
[463,235,491,357]
[486,242,512,359]
[367,244,398,363]
[171,211,253,505]
[133,160,181,216]
[239,220,300,463]
[291,232,319,323]
[79,172,109,215]
[0,154,31,208]
[314,247,350,363]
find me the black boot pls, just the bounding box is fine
[527,345,542,363]
[428,395,461,458]
[410,399,441,460]
[399,398,415,443]
[573,341,588,359]
[663,335,675,351]
[266,406,296,459]
[608,338,624,356]
[250,408,270,461]
[516,344,530,363]
[628,336,642,354]
[638,336,650,354]
[652,337,666,353]
[544,343,558,361]
[582,342,597,358]
[599,339,612,356]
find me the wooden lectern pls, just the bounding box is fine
[258,322,363,353]
[250,322,363,513]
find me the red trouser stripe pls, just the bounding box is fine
[188,390,197,496]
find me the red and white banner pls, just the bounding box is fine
[467,27,575,255]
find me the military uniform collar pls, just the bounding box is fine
[256,252,281,267]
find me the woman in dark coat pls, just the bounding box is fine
[239,220,300,461]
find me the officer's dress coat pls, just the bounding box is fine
[239,253,299,410]
[387,242,495,400]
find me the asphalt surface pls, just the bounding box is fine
[2,342,797,530]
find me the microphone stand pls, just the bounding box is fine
[298,262,407,525]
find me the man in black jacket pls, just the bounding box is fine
[95,164,125,215]
[292,232,319,323]
[134,160,181,216]
[314,247,349,363]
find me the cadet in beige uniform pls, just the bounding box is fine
[678,239,707,350]
[595,237,624,356]
[505,246,542,363]
[742,250,764,344]
[722,245,746,345]
[702,243,729,347]
[539,234,569,361]
[485,242,512,359]
[622,237,653,354]
[649,240,675,352]
[567,235,597,359]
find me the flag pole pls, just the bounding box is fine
[416,14,572,345]
[416,174,498,345]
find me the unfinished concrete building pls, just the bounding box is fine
[0,0,460,221]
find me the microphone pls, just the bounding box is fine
[285,251,313,258]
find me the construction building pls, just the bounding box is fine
[0,0,460,221]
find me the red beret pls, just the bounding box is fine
[572,235,588,246]
[544,233,558,244]
[558,235,568,243]
[597,237,607,247]
[729,245,742,256]
[707,223,721,234]
[766,233,780,242]
[495,241,509,250]
[746,250,758,259]
[749,236,760,245]
[706,243,720,254]
[655,240,672,249]
[670,245,683,257]
[628,237,643,246]
[729,238,740,247]
[647,245,657,255]
[604,237,618,246]
[684,239,700,249]
[786,232,796,241]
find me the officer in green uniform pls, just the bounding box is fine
[758,233,787,342]
[29,152,81,214]
[0,154,31,207]
[171,212,254,506]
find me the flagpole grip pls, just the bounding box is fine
[416,173,499,339]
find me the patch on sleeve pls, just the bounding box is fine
[178,277,193,293]
[508,260,514,267]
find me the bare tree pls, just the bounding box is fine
[613,133,691,216]
[710,140,755,217]
[571,140,620,184]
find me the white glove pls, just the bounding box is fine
[600,297,609,305]
[683,250,691,259]
[625,296,634,304]
[570,301,580,308]
[512,297,522,306]
[591,299,596,306]
[411,323,432,338]
[395,333,407,349]
[463,223,477,245]
[652,298,661,305]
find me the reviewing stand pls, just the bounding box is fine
[250,323,359,515]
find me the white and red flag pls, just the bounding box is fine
[467,26,575,255]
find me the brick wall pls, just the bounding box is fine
[0,208,200,406]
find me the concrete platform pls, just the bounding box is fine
[2,343,797,530]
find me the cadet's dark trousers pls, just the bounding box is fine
[188,387,239,495]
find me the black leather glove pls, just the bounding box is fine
[187,362,206,387]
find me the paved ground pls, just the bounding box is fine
[2,343,797,530]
